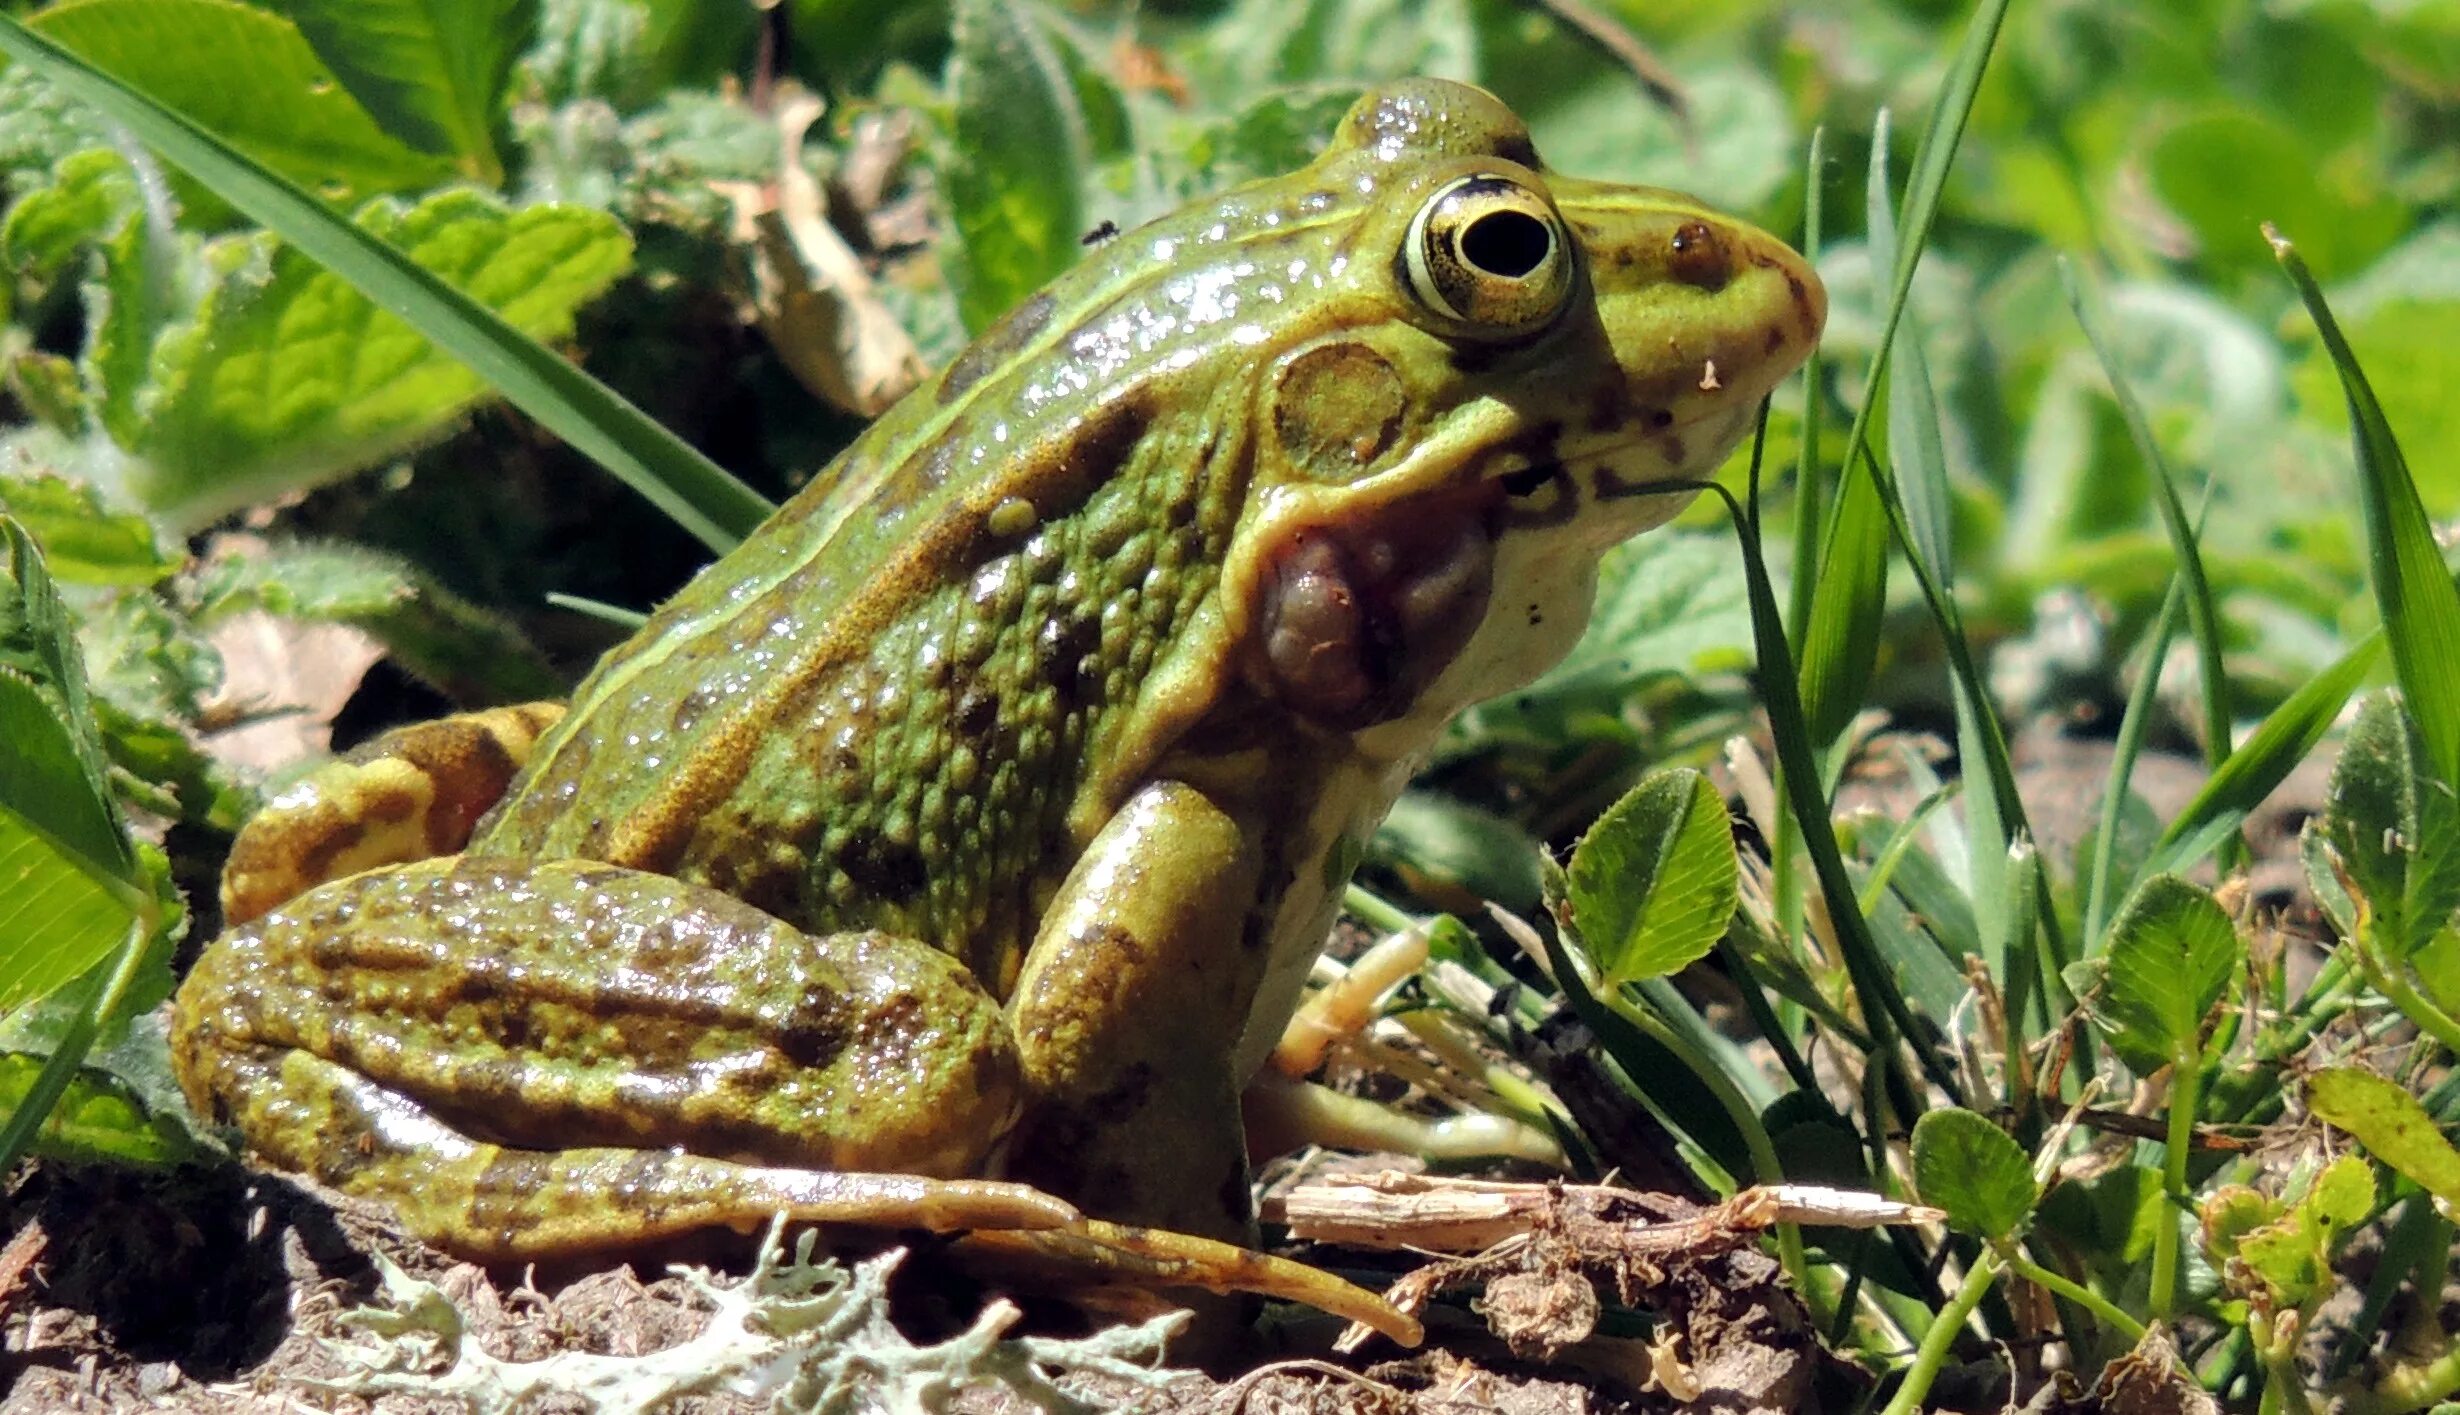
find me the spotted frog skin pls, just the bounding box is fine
[171,80,1824,1314]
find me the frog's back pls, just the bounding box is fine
[473,167,1372,982]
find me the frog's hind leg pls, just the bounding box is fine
[188,1042,1078,1261]
[221,702,565,925]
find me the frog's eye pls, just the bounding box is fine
[1401,175,1573,336]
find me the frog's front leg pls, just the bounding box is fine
[171,855,1073,1259]
[1004,781,1271,1243]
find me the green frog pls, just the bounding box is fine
[171,78,1823,1332]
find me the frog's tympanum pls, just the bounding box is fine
[172,80,1823,1336]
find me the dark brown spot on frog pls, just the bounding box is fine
[1787,272,1814,328]
[1669,220,1731,292]
[1661,433,1686,467]
[939,291,1055,404]
[955,686,999,740]
[1766,326,1786,354]
[671,686,714,735]
[834,834,927,905]
[1645,407,1675,431]
[295,819,370,890]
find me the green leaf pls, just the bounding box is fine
[28,0,455,202]
[0,143,133,282]
[0,520,147,1020]
[2152,108,2406,282]
[2234,1154,2376,1306]
[0,13,769,552]
[129,190,633,529]
[81,169,182,451]
[943,0,1094,333]
[261,0,537,183]
[1566,768,1739,988]
[2273,230,2460,799]
[2091,875,2240,1075]
[0,474,176,587]
[0,521,131,877]
[2308,1067,2460,1212]
[2320,689,2460,961]
[193,538,557,703]
[2063,259,2229,773]
[2142,632,2383,883]
[0,1046,198,1165]
[1795,123,1899,751]
[1372,791,1543,917]
[1911,1108,2036,1242]
[2293,299,2460,515]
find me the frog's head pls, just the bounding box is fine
[1226,79,1824,739]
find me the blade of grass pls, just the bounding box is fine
[2141,630,2384,884]
[1704,458,1967,1105]
[2061,260,2231,776]
[0,16,773,554]
[2083,575,2188,947]
[2268,225,2460,797]
[1796,119,1894,756]
[1772,123,1829,984]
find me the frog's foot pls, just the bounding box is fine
[214,1047,1075,1261]
[954,1221,1423,1347]
[222,702,566,924]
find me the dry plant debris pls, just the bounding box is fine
[262,1219,1194,1415]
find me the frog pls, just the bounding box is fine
[170,78,1824,1333]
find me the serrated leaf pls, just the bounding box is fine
[2317,689,2460,965]
[194,539,555,702]
[2308,1067,2460,1211]
[1912,1107,2036,1242]
[0,12,768,552]
[80,177,185,451]
[1566,768,1738,988]
[943,0,1091,333]
[2094,874,2241,1075]
[0,474,175,586]
[0,144,133,282]
[263,0,536,183]
[29,0,454,202]
[0,521,130,875]
[128,190,632,528]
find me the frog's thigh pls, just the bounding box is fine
[174,855,1068,1261]
[1005,781,1267,1242]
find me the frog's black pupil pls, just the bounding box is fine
[1459,209,1551,279]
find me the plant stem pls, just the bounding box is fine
[1880,1244,2003,1415]
[2004,1253,2145,1342]
[2149,1051,2203,1319]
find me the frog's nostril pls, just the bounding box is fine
[1667,220,1732,292]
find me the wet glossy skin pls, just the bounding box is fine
[171,80,1825,1273]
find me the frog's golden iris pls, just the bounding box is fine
[172,79,1825,1326]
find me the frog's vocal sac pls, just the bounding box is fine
[171,77,1826,1275]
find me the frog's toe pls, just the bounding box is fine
[955,1220,1424,1347]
